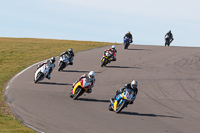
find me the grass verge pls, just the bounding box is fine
[0,37,115,132]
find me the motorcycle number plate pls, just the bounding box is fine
[126,94,131,99]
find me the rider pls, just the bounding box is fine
[165,30,174,46]
[60,48,74,65]
[37,57,56,79]
[103,45,117,62]
[124,31,133,43]
[110,80,138,104]
[70,71,96,97]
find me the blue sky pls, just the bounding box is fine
[0,0,200,47]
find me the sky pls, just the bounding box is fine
[0,0,200,47]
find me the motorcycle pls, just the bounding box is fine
[108,89,135,113]
[34,63,50,83]
[70,77,91,100]
[58,55,70,71]
[123,37,131,49]
[101,51,112,67]
[165,35,172,46]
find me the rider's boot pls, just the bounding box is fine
[46,74,51,79]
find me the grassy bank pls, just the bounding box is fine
[0,37,115,132]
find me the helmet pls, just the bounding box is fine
[88,71,95,79]
[128,31,130,34]
[68,48,73,53]
[131,80,138,89]
[111,45,116,50]
[50,57,55,64]
[169,30,171,33]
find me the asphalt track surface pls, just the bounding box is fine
[5,45,200,133]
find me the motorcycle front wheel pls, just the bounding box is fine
[108,104,113,111]
[101,58,105,67]
[34,72,44,83]
[116,100,126,113]
[73,87,84,100]
[58,62,65,71]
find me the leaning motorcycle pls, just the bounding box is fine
[123,37,130,49]
[101,51,111,67]
[34,63,50,83]
[108,89,134,113]
[165,35,170,46]
[70,77,91,100]
[58,55,69,71]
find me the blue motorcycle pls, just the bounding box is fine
[123,37,131,49]
[109,89,135,113]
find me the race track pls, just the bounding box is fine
[5,45,200,133]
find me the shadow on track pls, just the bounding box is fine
[77,98,110,103]
[127,48,151,51]
[61,70,89,73]
[120,111,182,119]
[106,66,142,69]
[61,70,101,73]
[38,82,72,86]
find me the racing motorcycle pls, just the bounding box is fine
[70,77,91,100]
[108,89,135,113]
[165,35,173,46]
[101,51,112,67]
[58,55,70,71]
[123,37,131,49]
[34,63,50,83]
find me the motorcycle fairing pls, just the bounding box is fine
[72,78,90,95]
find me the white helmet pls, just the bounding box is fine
[131,80,138,89]
[88,71,95,79]
[50,57,55,64]
[111,45,116,50]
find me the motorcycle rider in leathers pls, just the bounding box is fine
[103,45,117,62]
[37,57,56,79]
[70,71,95,97]
[124,31,133,43]
[111,80,138,104]
[60,48,74,65]
[165,30,174,46]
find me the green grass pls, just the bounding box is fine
[0,37,115,132]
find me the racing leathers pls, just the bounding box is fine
[60,51,74,65]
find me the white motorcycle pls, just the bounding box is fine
[58,55,70,71]
[34,63,50,83]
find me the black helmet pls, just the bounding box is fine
[68,48,73,53]
[50,57,55,64]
